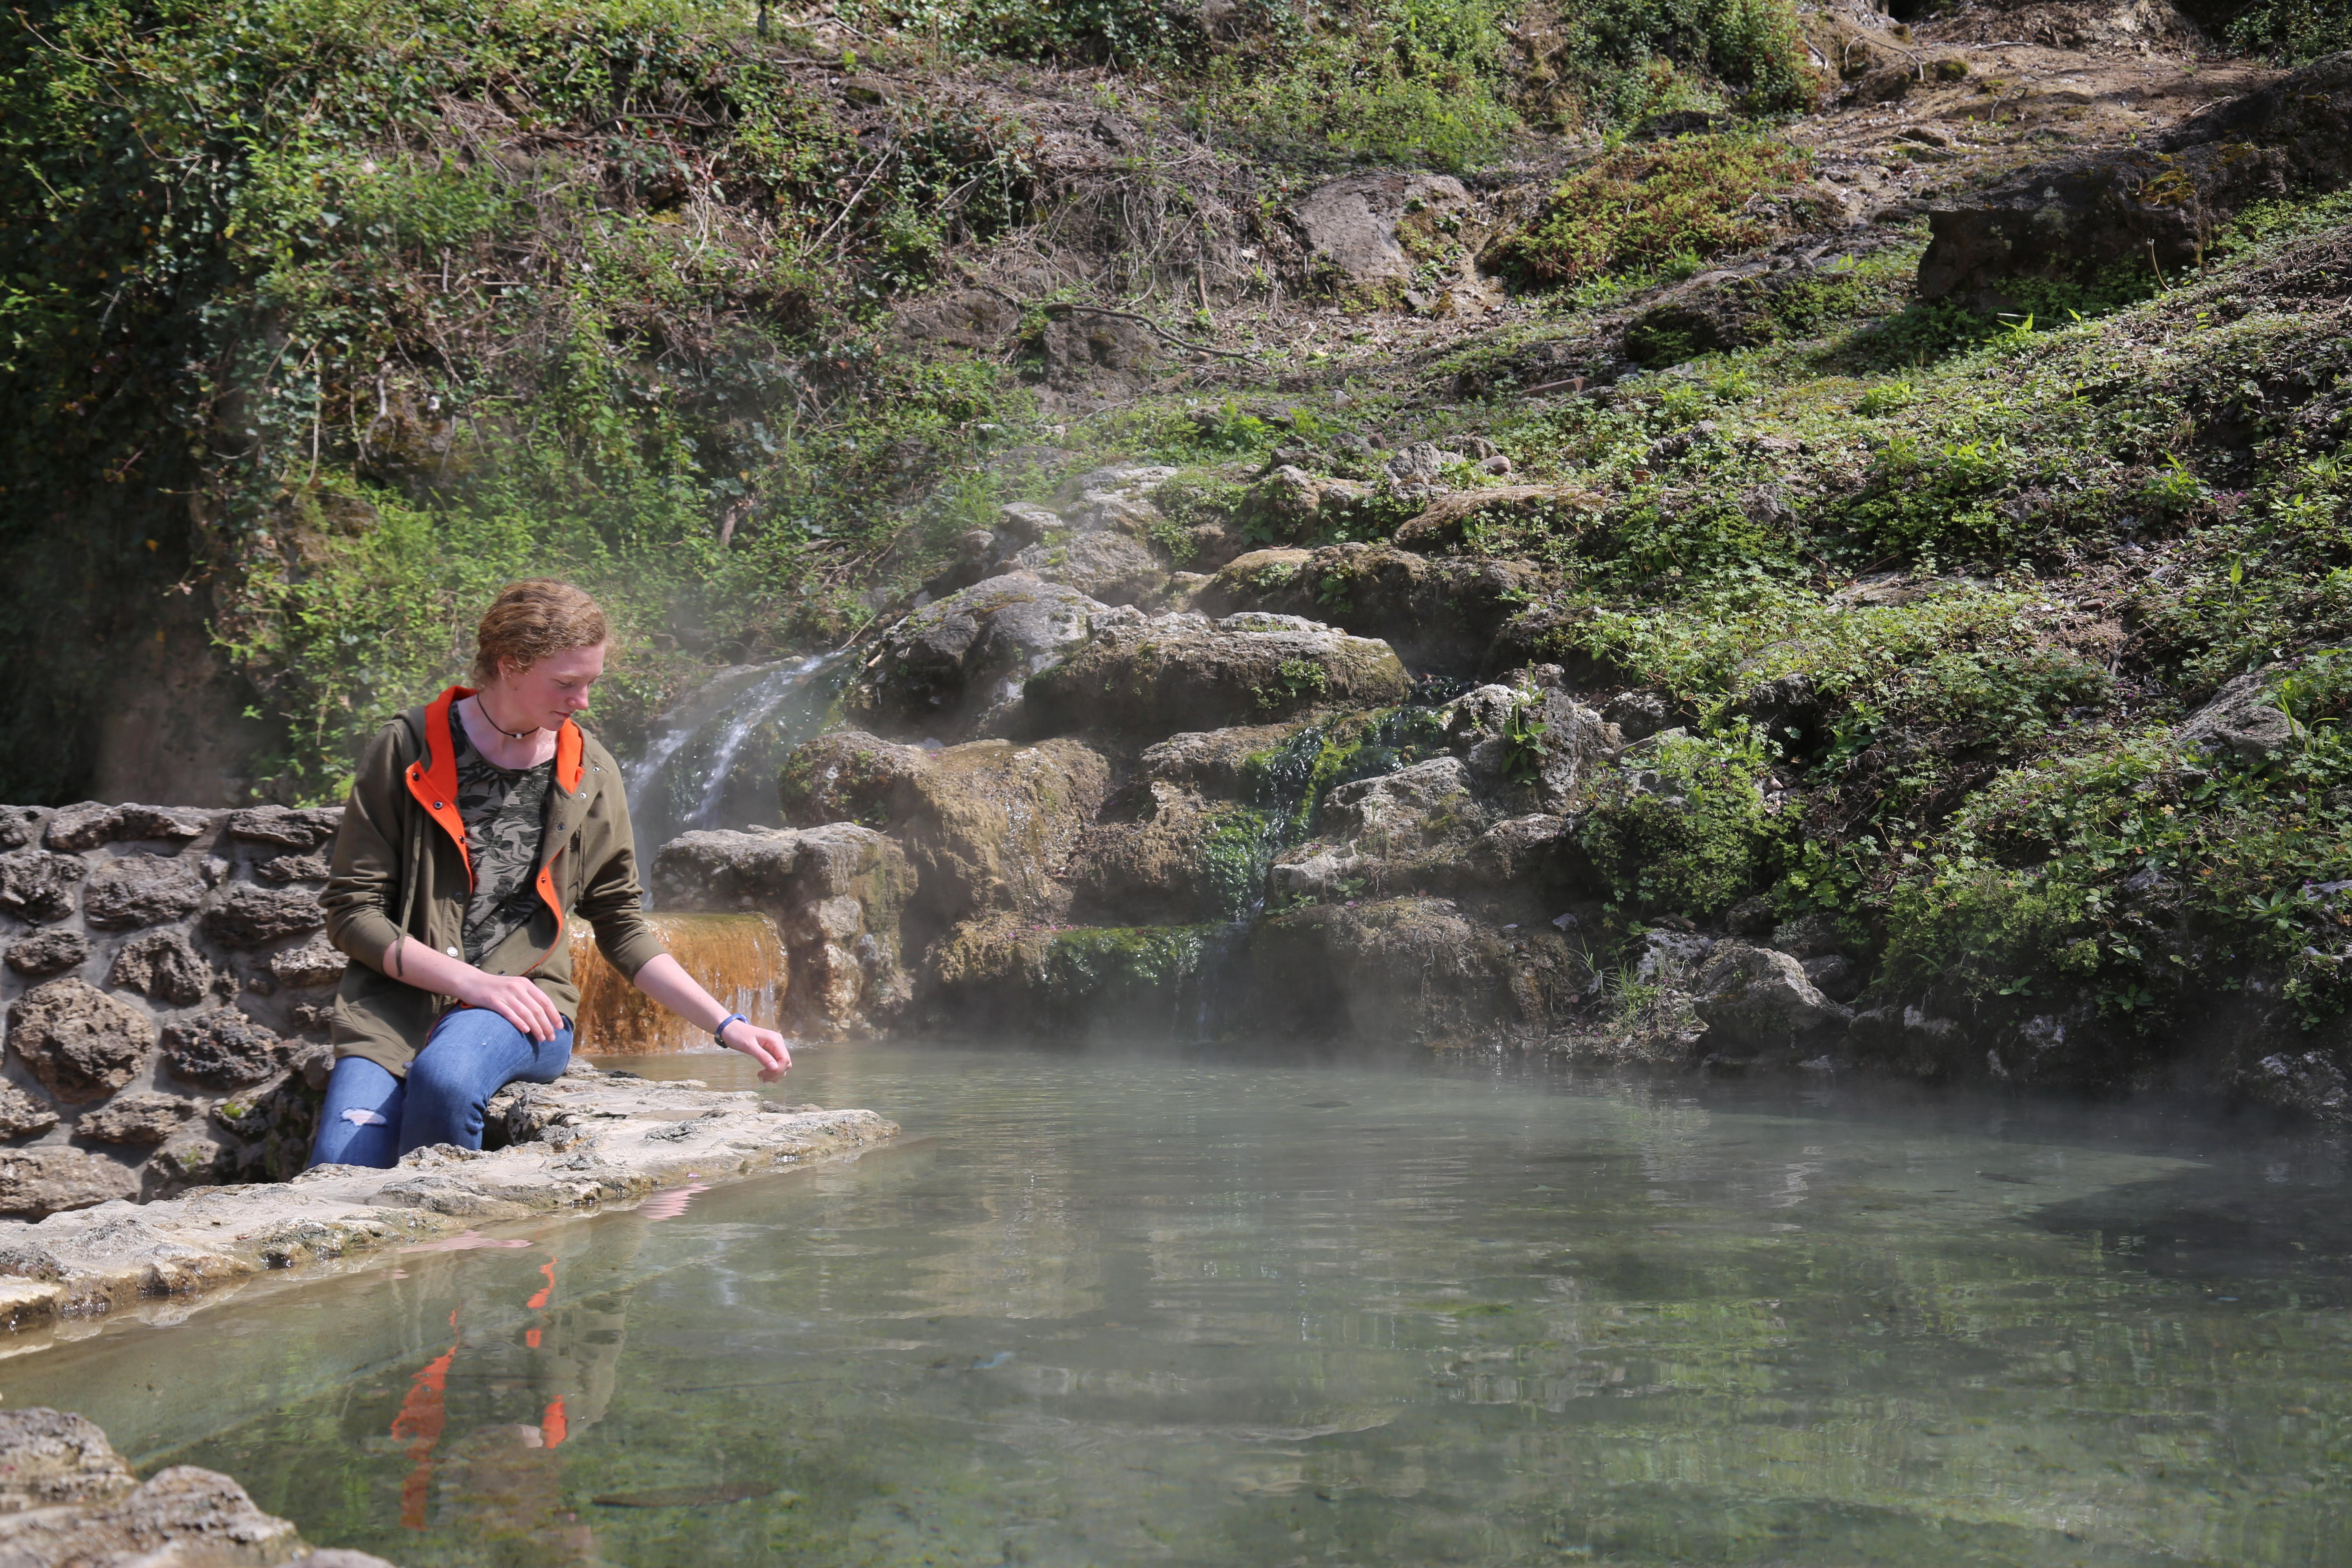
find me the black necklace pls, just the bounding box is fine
[474,693,537,741]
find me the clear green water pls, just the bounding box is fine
[15,1044,2352,1567]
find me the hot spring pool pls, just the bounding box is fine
[14,1043,2352,1566]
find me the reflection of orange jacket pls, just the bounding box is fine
[323,684,668,1077]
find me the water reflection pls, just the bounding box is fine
[17,1047,2352,1566]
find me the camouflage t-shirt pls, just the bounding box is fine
[449,706,554,965]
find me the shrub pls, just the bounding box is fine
[1578,727,1777,915]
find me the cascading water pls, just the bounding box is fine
[624,653,848,854]
[570,913,786,1052]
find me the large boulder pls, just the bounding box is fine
[1132,722,1313,800]
[780,731,1112,930]
[1203,543,1543,675]
[1023,610,1410,737]
[7,980,153,1104]
[1247,897,1589,1046]
[1689,942,1850,1058]
[852,574,1104,742]
[1444,684,1624,814]
[82,853,212,930]
[1287,171,1472,303]
[650,823,916,1036]
[0,1148,139,1218]
[1234,469,1376,543]
[1069,784,1273,924]
[1919,52,2352,302]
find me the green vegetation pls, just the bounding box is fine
[1503,135,1814,287]
[1579,727,1776,916]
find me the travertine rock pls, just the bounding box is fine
[223,806,342,850]
[107,929,216,1006]
[160,1009,283,1090]
[267,938,347,989]
[0,1083,60,1140]
[7,980,154,1103]
[0,850,85,923]
[0,1408,136,1510]
[1022,610,1409,737]
[200,883,325,948]
[1690,942,1850,1055]
[74,1092,202,1146]
[4,930,89,979]
[82,852,210,930]
[853,574,1105,742]
[0,1147,139,1218]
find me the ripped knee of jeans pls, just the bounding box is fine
[340,1108,390,1127]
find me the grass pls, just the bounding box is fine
[1501,134,1814,288]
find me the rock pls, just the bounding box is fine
[0,808,42,851]
[651,823,915,1036]
[40,801,122,851]
[1690,942,1849,1055]
[0,1408,137,1509]
[1600,689,1670,742]
[5,929,89,978]
[1801,953,1864,1002]
[160,1009,284,1090]
[255,853,332,883]
[903,739,1112,927]
[0,1147,140,1217]
[1133,722,1311,799]
[1321,755,1486,858]
[0,850,86,923]
[2178,670,2296,763]
[82,851,212,929]
[1447,686,1623,813]
[1236,467,1375,542]
[1248,897,1589,1045]
[1008,528,1165,605]
[8,980,154,1103]
[1392,486,1606,558]
[107,929,217,1006]
[1041,309,1158,392]
[1919,53,2352,301]
[267,938,347,989]
[111,804,210,843]
[1203,543,1544,675]
[223,805,342,851]
[0,1082,60,1140]
[1847,1004,1963,1077]
[1023,610,1410,737]
[1287,171,1472,302]
[1070,784,1272,923]
[853,574,1105,741]
[1464,813,1590,906]
[893,287,1020,353]
[74,1091,201,1145]
[0,1463,303,1563]
[200,882,325,947]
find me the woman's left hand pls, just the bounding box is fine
[717,1018,791,1082]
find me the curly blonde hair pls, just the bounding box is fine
[471,580,610,685]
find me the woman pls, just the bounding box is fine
[308,579,791,1169]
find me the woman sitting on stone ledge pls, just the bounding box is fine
[308,579,792,1169]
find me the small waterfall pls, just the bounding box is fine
[571,913,786,1053]
[625,653,847,853]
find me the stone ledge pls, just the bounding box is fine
[0,1064,895,1349]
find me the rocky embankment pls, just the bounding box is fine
[0,1405,395,1566]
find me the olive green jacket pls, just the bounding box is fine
[321,685,668,1076]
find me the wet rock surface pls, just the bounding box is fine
[0,1062,893,1339]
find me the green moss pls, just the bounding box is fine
[1503,135,1813,289]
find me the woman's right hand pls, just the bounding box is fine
[460,971,568,1041]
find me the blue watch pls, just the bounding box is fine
[714,1013,748,1043]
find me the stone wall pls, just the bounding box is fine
[0,802,345,1216]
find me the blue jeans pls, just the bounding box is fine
[308,1007,573,1169]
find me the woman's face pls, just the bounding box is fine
[496,643,607,732]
